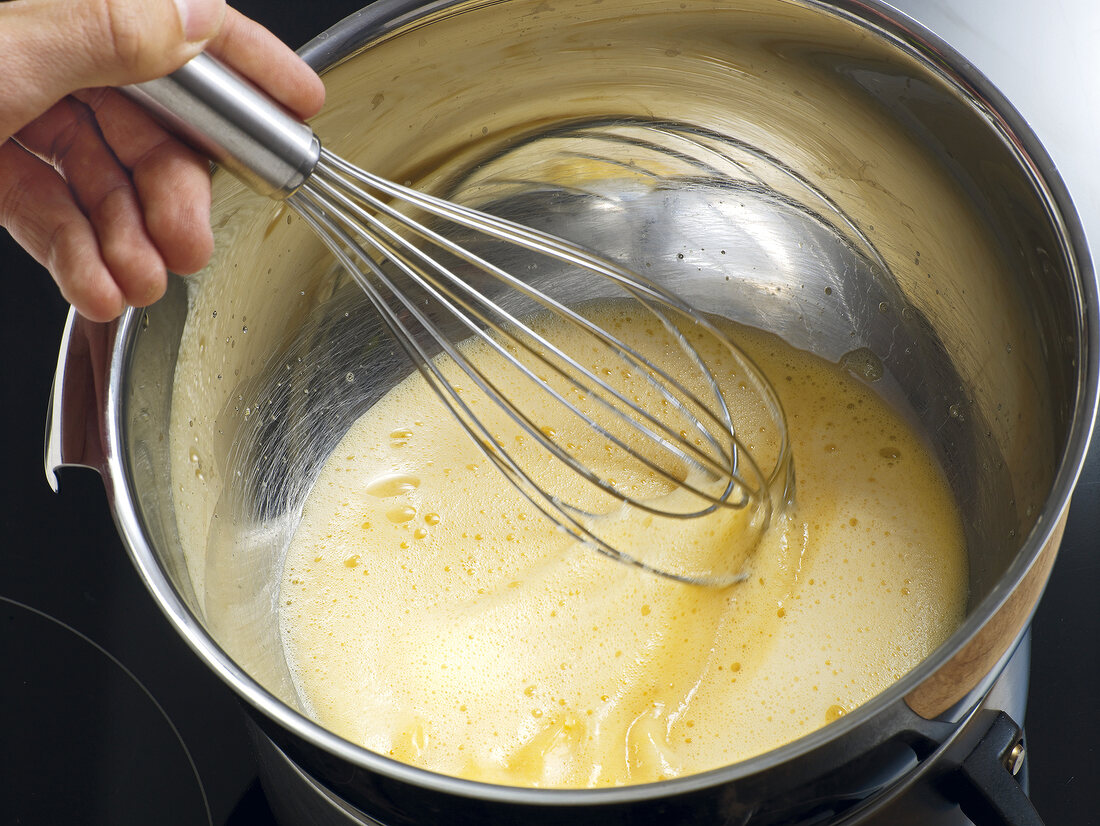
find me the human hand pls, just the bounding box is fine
[0,0,325,322]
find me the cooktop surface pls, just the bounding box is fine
[2,1,1097,824]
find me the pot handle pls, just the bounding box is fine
[45,308,115,491]
[945,711,1044,826]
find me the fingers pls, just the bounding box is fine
[0,139,128,322]
[208,8,326,120]
[0,0,325,323]
[0,0,226,141]
[1,90,215,321]
[16,95,179,307]
[75,87,214,276]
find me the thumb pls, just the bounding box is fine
[0,0,225,138]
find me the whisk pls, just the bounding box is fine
[124,53,791,586]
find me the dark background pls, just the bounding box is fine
[1,1,1097,824]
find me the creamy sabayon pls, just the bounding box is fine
[279,308,967,787]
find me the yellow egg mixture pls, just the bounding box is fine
[279,306,967,787]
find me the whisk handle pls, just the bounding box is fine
[122,53,321,198]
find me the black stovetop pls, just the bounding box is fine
[2,2,1097,823]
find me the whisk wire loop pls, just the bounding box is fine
[294,184,738,520]
[294,152,775,519]
[125,52,791,585]
[291,190,676,576]
[315,153,742,465]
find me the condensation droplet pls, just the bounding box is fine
[840,348,884,382]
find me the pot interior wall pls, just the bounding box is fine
[123,0,1078,727]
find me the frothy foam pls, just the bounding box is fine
[279,308,967,787]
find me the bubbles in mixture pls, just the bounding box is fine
[278,308,967,788]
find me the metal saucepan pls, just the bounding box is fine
[47,0,1098,822]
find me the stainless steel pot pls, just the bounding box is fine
[46,0,1098,823]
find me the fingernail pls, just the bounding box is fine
[174,0,223,42]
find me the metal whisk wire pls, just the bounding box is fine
[296,150,759,502]
[124,53,790,586]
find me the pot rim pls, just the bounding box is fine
[102,0,1099,805]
